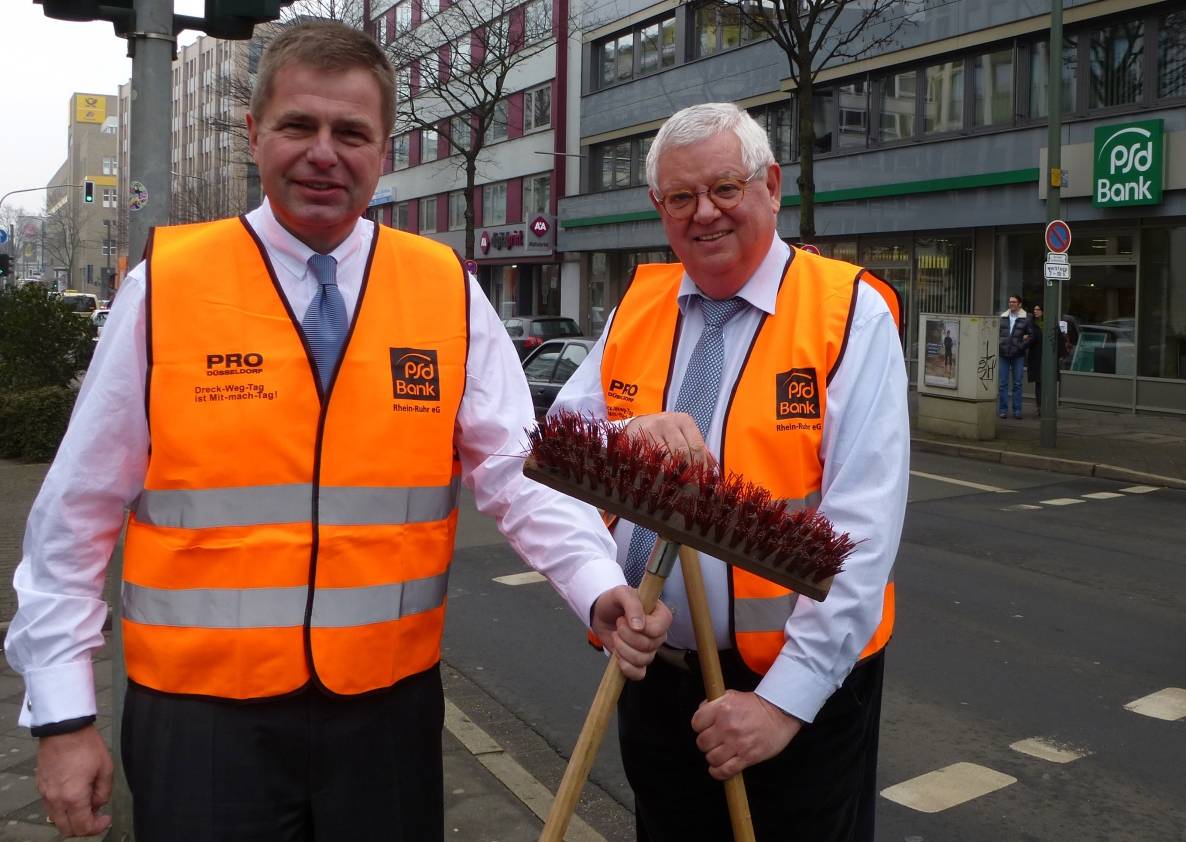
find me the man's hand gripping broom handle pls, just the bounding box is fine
[539,540,678,842]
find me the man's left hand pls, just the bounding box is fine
[591,586,671,680]
[691,690,802,780]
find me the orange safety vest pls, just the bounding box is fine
[601,248,900,675]
[122,217,468,699]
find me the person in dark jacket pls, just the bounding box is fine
[998,294,1034,419]
[1027,303,1044,413]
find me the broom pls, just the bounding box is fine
[525,411,857,842]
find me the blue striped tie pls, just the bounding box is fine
[621,295,747,587]
[303,254,347,392]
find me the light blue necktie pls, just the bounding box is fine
[621,295,748,587]
[302,254,348,392]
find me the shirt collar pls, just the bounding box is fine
[251,197,371,278]
[676,235,790,317]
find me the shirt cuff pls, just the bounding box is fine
[754,651,838,724]
[18,659,97,729]
[560,555,628,631]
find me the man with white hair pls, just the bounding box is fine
[550,102,909,841]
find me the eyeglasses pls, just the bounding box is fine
[654,168,765,220]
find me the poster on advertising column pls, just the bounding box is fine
[924,318,960,389]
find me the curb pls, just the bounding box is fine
[911,438,1186,491]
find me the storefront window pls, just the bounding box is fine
[1064,265,1136,375]
[814,241,857,263]
[915,236,974,316]
[996,232,1045,315]
[1138,227,1186,380]
[861,237,913,360]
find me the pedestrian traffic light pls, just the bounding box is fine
[84,181,95,203]
[0,254,11,278]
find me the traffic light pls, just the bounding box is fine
[0,254,11,278]
[84,180,95,203]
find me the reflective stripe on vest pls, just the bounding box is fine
[123,570,449,628]
[126,218,468,699]
[603,249,898,675]
[133,479,461,528]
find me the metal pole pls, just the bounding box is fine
[113,1,175,837]
[1040,0,1062,448]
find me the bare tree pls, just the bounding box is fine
[383,0,558,258]
[716,0,917,240]
[43,201,93,289]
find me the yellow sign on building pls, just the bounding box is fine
[74,94,107,125]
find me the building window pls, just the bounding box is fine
[593,138,633,190]
[420,55,439,88]
[880,70,916,141]
[485,99,508,143]
[694,2,765,59]
[524,84,551,132]
[395,1,411,33]
[1029,37,1078,118]
[420,196,438,233]
[102,157,117,176]
[393,133,410,169]
[594,14,675,88]
[396,66,411,103]
[448,190,467,230]
[454,38,471,71]
[483,181,507,225]
[972,48,1014,128]
[812,88,835,153]
[422,0,439,18]
[1160,11,1186,99]
[924,60,964,134]
[451,115,472,153]
[750,101,792,162]
[1138,226,1186,379]
[525,0,551,42]
[837,80,868,148]
[421,127,440,162]
[523,172,550,215]
[1089,20,1144,109]
[102,188,117,208]
[395,201,410,231]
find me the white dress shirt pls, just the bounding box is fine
[6,200,624,728]
[550,235,909,723]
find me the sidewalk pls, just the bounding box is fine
[0,395,1184,840]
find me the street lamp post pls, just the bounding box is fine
[1040,0,1063,449]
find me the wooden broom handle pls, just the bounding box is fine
[539,544,671,842]
[679,546,757,842]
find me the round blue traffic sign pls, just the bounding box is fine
[0,229,8,245]
[1045,219,1071,254]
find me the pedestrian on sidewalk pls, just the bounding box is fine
[998,294,1034,419]
[4,21,670,842]
[1027,303,1044,414]
[550,103,908,842]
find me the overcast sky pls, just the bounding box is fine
[0,1,206,217]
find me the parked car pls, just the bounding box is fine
[521,337,595,420]
[91,309,110,343]
[1071,322,1136,375]
[60,290,99,316]
[502,315,582,359]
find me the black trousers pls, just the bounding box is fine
[122,666,445,842]
[619,649,885,842]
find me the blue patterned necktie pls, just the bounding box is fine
[622,295,748,587]
[303,254,347,392]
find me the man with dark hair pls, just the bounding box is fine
[7,21,669,841]
[998,294,1034,419]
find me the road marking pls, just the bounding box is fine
[1010,737,1090,764]
[1001,504,1043,512]
[1081,491,1124,500]
[444,699,606,841]
[910,471,1013,493]
[1040,497,1085,506]
[1120,485,1161,494]
[1123,688,1186,721]
[881,762,1016,813]
[493,571,547,586]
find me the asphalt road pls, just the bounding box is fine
[442,451,1186,841]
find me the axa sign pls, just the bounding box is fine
[1093,119,1164,208]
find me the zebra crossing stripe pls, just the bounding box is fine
[880,762,1016,813]
[1009,737,1089,764]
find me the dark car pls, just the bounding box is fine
[503,315,582,359]
[522,337,595,420]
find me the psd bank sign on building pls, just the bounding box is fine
[1094,119,1164,208]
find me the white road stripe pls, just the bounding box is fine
[910,471,1013,493]
[881,762,1016,813]
[444,699,605,841]
[1002,504,1043,511]
[1040,498,1085,506]
[1010,737,1090,764]
[493,571,547,586]
[1082,492,1124,500]
[1121,485,1161,494]
[1123,688,1186,721]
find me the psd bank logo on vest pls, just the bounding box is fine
[390,348,440,401]
[775,368,820,420]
